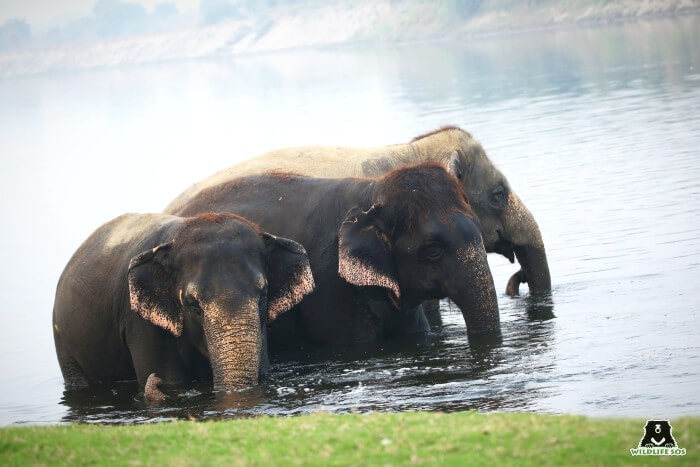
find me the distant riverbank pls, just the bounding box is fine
[1,0,699,77]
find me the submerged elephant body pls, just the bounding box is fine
[166,126,551,296]
[173,163,500,350]
[53,213,313,393]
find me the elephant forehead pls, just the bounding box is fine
[103,214,175,250]
[378,164,473,230]
[465,161,501,190]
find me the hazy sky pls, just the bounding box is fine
[0,0,200,28]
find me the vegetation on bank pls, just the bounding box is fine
[1,412,698,465]
[2,0,698,76]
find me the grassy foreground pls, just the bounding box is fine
[1,412,698,465]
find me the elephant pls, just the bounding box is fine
[172,162,500,350]
[53,212,313,399]
[165,125,551,299]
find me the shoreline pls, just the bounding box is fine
[1,1,699,77]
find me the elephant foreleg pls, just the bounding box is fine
[58,353,90,390]
[126,326,188,397]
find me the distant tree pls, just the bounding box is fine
[154,2,179,19]
[0,19,31,51]
[92,0,149,38]
[448,0,484,18]
[199,0,242,25]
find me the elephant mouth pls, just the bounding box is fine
[492,230,515,263]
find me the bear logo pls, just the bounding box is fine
[638,420,677,448]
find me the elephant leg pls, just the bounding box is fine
[390,304,430,336]
[422,299,442,328]
[125,327,188,392]
[58,353,89,390]
[55,330,89,390]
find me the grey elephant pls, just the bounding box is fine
[172,163,500,350]
[165,126,551,299]
[53,212,313,399]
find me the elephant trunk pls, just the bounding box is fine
[503,193,552,296]
[451,244,501,335]
[202,298,262,390]
[512,243,551,297]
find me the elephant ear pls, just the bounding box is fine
[338,205,400,301]
[127,242,183,336]
[262,233,315,322]
[447,150,464,181]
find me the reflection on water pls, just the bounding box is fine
[1,16,699,424]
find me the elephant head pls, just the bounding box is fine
[411,126,551,297]
[127,213,313,390]
[338,163,500,335]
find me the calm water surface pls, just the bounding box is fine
[1,17,699,425]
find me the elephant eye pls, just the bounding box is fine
[490,186,507,206]
[423,244,444,261]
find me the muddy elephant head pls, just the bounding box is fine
[127,213,313,390]
[338,163,500,335]
[411,127,551,297]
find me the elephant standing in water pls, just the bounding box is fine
[53,213,313,399]
[166,126,551,299]
[173,163,500,350]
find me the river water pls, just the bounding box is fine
[1,16,699,425]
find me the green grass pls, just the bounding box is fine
[1,412,698,465]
